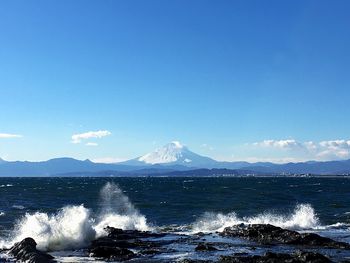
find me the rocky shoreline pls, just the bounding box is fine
[221,224,350,249]
[6,237,55,263]
[4,224,350,262]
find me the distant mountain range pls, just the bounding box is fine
[1,141,350,176]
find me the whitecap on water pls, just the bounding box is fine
[12,205,25,210]
[191,204,320,233]
[318,222,350,229]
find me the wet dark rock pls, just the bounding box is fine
[139,246,176,255]
[179,260,212,263]
[221,224,350,249]
[90,226,169,250]
[140,247,178,256]
[104,226,165,239]
[139,248,162,255]
[91,234,168,251]
[91,236,139,248]
[219,251,331,263]
[104,226,124,236]
[233,252,249,256]
[8,237,55,263]
[89,246,135,261]
[294,250,332,262]
[89,226,173,261]
[87,225,340,262]
[195,243,218,251]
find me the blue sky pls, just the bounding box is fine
[1,0,350,163]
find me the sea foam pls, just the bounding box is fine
[9,205,95,251]
[1,182,150,251]
[94,182,150,237]
[191,204,319,233]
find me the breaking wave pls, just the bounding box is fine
[191,204,319,233]
[0,183,151,251]
[94,182,150,237]
[7,205,95,251]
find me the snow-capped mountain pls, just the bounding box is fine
[139,141,191,164]
[123,141,219,167]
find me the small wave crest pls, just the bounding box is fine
[316,222,350,230]
[191,204,319,233]
[12,205,25,210]
[0,182,151,251]
[0,184,13,188]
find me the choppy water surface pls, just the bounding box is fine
[0,177,349,262]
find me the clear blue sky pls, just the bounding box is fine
[1,0,350,162]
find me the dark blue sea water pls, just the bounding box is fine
[0,177,350,262]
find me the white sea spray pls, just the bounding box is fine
[191,204,319,233]
[0,182,151,251]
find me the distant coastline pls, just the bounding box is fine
[2,142,350,177]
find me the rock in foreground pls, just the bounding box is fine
[195,243,218,251]
[89,227,166,261]
[221,224,350,249]
[89,246,135,261]
[219,251,331,263]
[104,225,165,239]
[8,237,55,263]
[87,226,349,262]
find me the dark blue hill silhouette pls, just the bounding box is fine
[1,142,350,176]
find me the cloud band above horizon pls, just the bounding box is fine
[253,139,350,161]
[0,133,23,139]
[71,130,111,144]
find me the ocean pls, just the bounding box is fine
[0,176,349,262]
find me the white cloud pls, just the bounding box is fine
[316,140,350,159]
[71,130,111,144]
[229,156,305,164]
[253,138,350,161]
[86,142,98,146]
[91,157,127,163]
[253,139,300,149]
[319,140,350,149]
[0,133,22,139]
[304,141,317,151]
[317,149,349,159]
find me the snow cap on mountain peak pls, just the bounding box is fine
[138,141,188,164]
[169,141,184,148]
